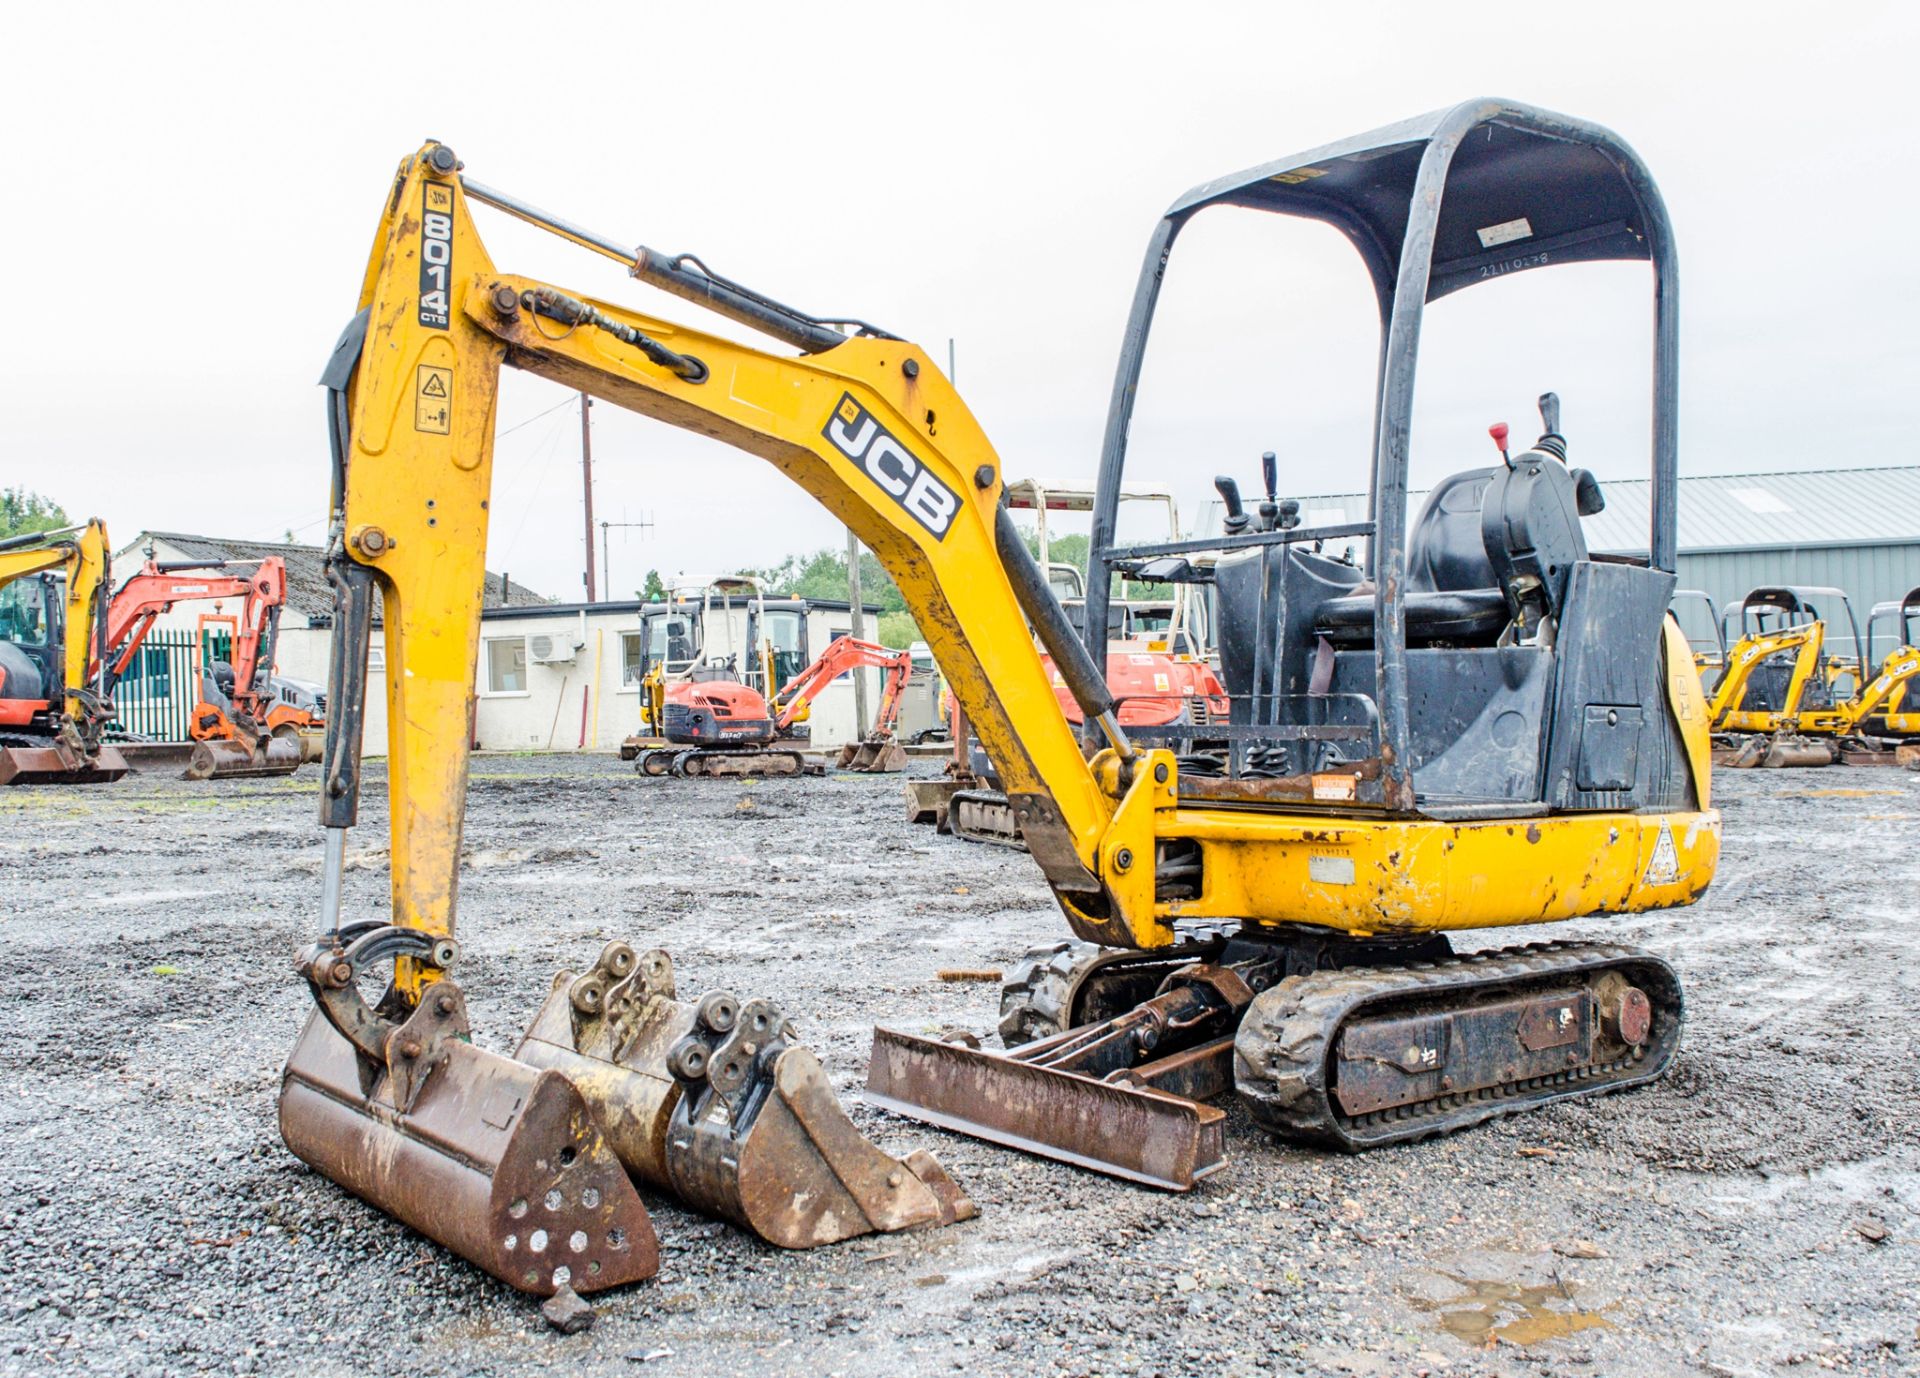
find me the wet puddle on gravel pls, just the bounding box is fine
[1406,1272,1614,1346]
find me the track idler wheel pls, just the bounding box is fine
[516,942,974,1249]
[280,927,658,1295]
[636,749,675,777]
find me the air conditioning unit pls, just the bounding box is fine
[528,633,581,664]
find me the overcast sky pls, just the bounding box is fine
[5,3,1914,603]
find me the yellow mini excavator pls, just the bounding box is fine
[288,99,1719,1294]
[0,519,128,786]
[1706,586,1912,767]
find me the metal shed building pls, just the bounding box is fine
[1576,466,1920,649]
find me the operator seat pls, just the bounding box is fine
[1314,469,1509,646]
[1313,454,1599,647]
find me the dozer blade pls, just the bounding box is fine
[1713,735,1838,769]
[946,788,1027,847]
[0,741,128,787]
[866,1027,1227,1190]
[836,738,908,773]
[516,943,976,1249]
[184,735,305,780]
[280,979,659,1296]
[904,777,963,826]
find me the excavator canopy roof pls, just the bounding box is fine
[1168,98,1662,303]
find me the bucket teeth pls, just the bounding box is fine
[516,940,976,1249]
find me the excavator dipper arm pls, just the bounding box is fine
[770,637,912,734]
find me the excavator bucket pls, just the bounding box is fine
[516,942,976,1248]
[280,928,659,1296]
[836,736,908,773]
[0,740,128,787]
[184,733,310,780]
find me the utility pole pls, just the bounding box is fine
[599,515,654,600]
[580,392,598,602]
[846,528,869,733]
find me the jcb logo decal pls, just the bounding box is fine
[419,182,453,330]
[823,395,960,540]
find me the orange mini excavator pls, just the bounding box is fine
[103,556,324,780]
[635,634,913,776]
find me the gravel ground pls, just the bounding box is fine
[1,755,1915,1377]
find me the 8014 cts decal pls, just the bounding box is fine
[419,182,453,329]
[823,395,960,539]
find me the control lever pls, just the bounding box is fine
[1257,451,1279,531]
[1534,391,1567,462]
[1488,421,1511,466]
[1214,476,1249,536]
[1277,499,1301,531]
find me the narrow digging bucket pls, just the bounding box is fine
[0,741,128,787]
[516,942,975,1249]
[837,738,908,773]
[184,735,304,780]
[281,970,659,1296]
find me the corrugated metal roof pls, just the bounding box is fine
[115,532,551,620]
[1260,465,1920,555]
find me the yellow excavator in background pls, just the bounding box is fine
[1707,586,1913,766]
[288,100,1719,1296]
[0,519,128,786]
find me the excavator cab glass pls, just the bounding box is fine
[1867,589,1920,666]
[0,574,56,689]
[1084,99,1694,818]
[762,607,810,687]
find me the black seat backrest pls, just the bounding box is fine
[1407,469,1498,594]
[1480,455,1589,623]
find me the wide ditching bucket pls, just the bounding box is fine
[280,925,660,1296]
[516,942,975,1248]
[0,739,128,787]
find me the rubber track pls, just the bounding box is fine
[1232,940,1683,1152]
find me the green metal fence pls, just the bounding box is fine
[106,629,204,743]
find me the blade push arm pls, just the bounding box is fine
[770,637,911,734]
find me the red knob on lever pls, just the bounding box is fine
[1488,421,1510,463]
